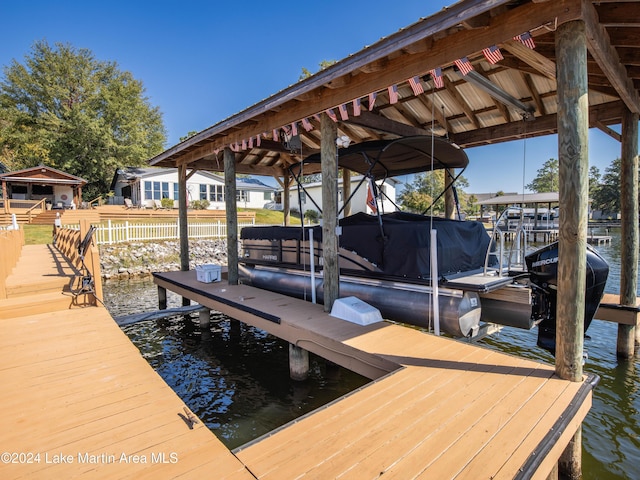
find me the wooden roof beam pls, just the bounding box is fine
[582,0,640,113]
[444,74,481,129]
[501,39,557,80]
[452,100,626,147]
[342,110,430,137]
[522,71,547,116]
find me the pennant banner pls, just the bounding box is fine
[482,45,503,64]
[368,91,377,110]
[388,85,399,104]
[301,117,313,132]
[338,103,349,121]
[408,76,424,96]
[430,68,444,89]
[353,98,362,116]
[454,57,474,76]
[514,31,535,49]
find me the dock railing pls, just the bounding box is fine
[0,227,24,299]
[55,219,103,305]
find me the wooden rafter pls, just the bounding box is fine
[582,0,640,113]
[343,110,430,137]
[501,39,557,80]
[444,75,481,129]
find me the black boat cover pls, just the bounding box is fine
[241,212,494,281]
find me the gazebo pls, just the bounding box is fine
[0,165,87,213]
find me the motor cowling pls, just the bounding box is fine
[525,242,609,354]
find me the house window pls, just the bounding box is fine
[263,191,272,201]
[211,184,224,202]
[173,183,179,200]
[200,184,207,200]
[144,181,152,200]
[161,182,169,199]
[32,185,54,195]
[153,182,161,200]
[236,190,248,202]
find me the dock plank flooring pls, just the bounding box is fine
[155,270,596,480]
[0,245,254,479]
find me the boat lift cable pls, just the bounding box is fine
[294,145,310,302]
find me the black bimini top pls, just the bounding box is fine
[289,136,469,180]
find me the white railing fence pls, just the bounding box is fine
[62,219,256,245]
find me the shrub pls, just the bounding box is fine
[304,209,319,223]
[161,198,174,209]
[190,199,210,210]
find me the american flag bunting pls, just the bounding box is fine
[353,98,362,116]
[338,103,349,121]
[514,31,535,49]
[455,57,474,76]
[408,76,424,96]
[325,108,338,122]
[291,122,298,136]
[482,45,503,64]
[388,85,399,104]
[301,117,313,131]
[273,129,279,141]
[248,136,253,149]
[368,91,377,110]
[430,68,444,88]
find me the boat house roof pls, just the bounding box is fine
[0,165,87,186]
[477,191,559,205]
[148,0,640,177]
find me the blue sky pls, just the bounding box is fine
[0,0,626,194]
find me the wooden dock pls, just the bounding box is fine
[0,244,253,479]
[154,270,598,479]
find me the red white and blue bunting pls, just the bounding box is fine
[216,32,535,156]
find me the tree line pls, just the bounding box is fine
[0,41,166,200]
[398,157,625,216]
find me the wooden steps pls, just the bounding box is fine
[0,290,76,319]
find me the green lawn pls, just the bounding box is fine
[23,225,55,245]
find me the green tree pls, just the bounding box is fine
[591,158,621,214]
[0,40,166,199]
[399,170,468,214]
[299,60,337,80]
[526,158,559,192]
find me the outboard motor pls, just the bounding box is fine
[525,242,609,354]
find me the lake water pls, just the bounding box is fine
[102,227,638,479]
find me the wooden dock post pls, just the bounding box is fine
[321,113,339,312]
[178,164,191,306]
[199,307,211,329]
[289,343,309,381]
[158,285,167,310]
[224,147,239,285]
[617,109,638,358]
[556,18,589,480]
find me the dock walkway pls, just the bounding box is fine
[155,270,598,480]
[0,245,252,479]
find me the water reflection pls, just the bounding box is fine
[102,277,369,450]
